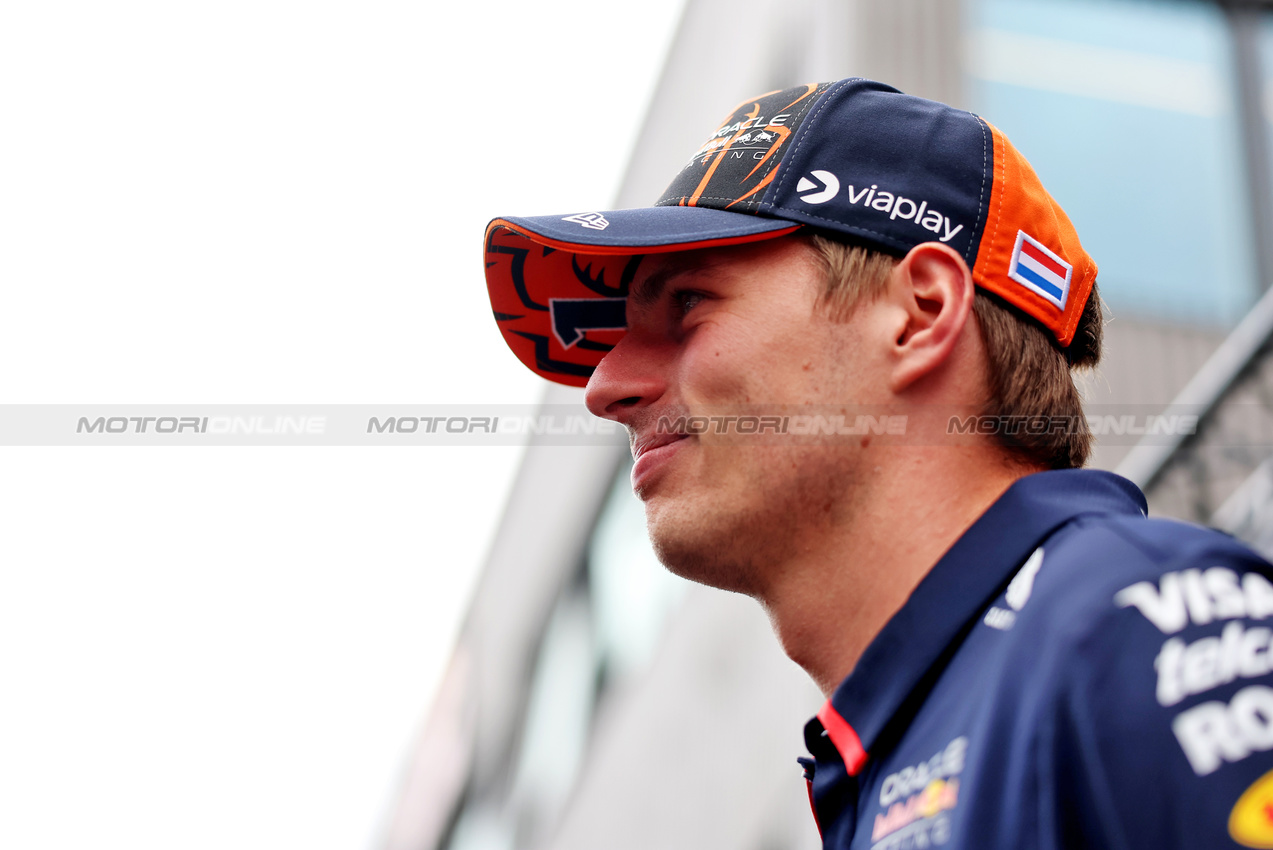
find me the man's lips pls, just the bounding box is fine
[630,431,690,493]
[631,430,686,460]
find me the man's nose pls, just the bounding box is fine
[584,331,669,421]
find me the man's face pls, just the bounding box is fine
[583,236,895,596]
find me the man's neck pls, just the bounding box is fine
[759,447,1034,697]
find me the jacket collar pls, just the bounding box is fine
[811,469,1147,774]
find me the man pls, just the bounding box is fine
[483,79,1273,848]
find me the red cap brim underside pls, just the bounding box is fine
[484,220,800,386]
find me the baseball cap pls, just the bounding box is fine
[484,78,1097,387]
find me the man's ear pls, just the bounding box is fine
[887,242,976,393]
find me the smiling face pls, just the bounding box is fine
[583,236,897,596]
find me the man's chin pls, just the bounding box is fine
[645,507,761,596]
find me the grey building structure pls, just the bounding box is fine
[385,2,1273,849]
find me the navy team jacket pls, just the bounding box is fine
[801,469,1273,849]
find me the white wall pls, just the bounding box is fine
[0,3,684,849]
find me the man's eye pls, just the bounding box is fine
[674,290,705,315]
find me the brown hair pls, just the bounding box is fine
[808,234,1102,469]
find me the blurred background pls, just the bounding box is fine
[7,1,1273,849]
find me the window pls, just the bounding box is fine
[967,0,1256,327]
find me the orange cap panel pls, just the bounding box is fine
[971,124,1097,347]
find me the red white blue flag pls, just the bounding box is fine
[1008,230,1072,310]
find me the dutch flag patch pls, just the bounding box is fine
[1008,231,1071,310]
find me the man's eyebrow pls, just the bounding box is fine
[630,260,708,308]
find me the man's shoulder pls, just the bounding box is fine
[951,512,1273,847]
[983,510,1273,686]
[968,468,1268,642]
[1012,509,1271,638]
[1082,509,1264,573]
[967,508,1273,763]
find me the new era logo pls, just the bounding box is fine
[562,212,610,231]
[1008,231,1071,310]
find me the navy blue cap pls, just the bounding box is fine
[485,78,1097,385]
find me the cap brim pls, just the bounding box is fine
[484,206,800,387]
[492,205,799,254]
